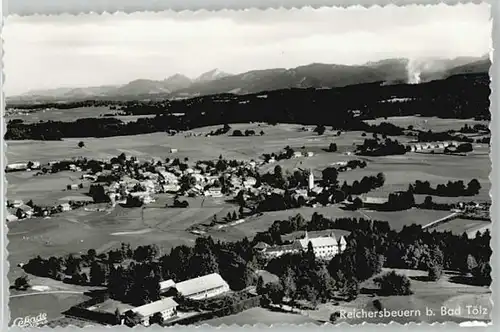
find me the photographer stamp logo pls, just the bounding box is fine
[13,313,48,328]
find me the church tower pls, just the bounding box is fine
[308,169,314,191]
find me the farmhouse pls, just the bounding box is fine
[360,196,388,209]
[170,148,178,153]
[59,203,71,212]
[6,162,28,172]
[16,205,34,219]
[129,297,179,326]
[293,151,303,158]
[159,279,176,294]
[175,273,230,300]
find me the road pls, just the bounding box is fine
[422,212,459,229]
[10,290,84,298]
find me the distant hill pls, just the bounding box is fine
[9,56,490,103]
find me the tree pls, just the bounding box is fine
[330,312,341,324]
[328,143,338,152]
[256,276,265,295]
[314,125,326,135]
[266,282,284,305]
[149,312,164,326]
[232,130,244,137]
[374,271,412,296]
[423,195,433,207]
[78,141,85,148]
[14,275,30,290]
[428,264,443,281]
[322,167,339,187]
[467,179,481,195]
[115,308,122,325]
[90,262,108,285]
[280,267,297,305]
[466,254,478,274]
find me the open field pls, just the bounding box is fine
[7,119,491,323]
[7,120,491,265]
[307,268,491,324]
[430,218,491,237]
[7,106,113,123]
[199,307,321,326]
[9,292,91,325]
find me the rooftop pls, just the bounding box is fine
[299,236,338,249]
[131,297,178,318]
[159,279,176,292]
[175,273,229,297]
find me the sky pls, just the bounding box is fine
[3,3,492,96]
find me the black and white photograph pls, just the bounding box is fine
[3,3,493,327]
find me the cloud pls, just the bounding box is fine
[3,3,491,96]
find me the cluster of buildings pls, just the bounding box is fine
[101,157,262,206]
[124,273,230,326]
[408,141,456,152]
[255,230,347,260]
[5,198,81,223]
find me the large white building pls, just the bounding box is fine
[262,231,347,260]
[298,231,347,259]
[175,273,230,300]
[130,297,178,326]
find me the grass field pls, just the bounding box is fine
[308,268,491,324]
[431,218,491,237]
[199,307,320,326]
[6,119,491,323]
[7,106,113,123]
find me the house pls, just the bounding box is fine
[306,152,314,157]
[263,242,302,258]
[162,184,180,193]
[361,196,388,209]
[204,187,222,198]
[170,148,178,153]
[6,163,28,172]
[30,161,41,169]
[82,174,98,181]
[293,152,303,158]
[159,171,178,184]
[243,177,257,188]
[175,273,230,300]
[59,203,71,212]
[67,184,79,190]
[129,297,179,326]
[16,205,34,219]
[253,242,270,252]
[12,200,24,208]
[159,279,176,294]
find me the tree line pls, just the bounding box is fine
[6,73,490,140]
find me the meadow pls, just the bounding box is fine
[6,118,491,323]
[307,268,491,324]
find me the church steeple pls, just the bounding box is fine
[308,169,314,191]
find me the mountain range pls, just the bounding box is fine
[9,55,490,103]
